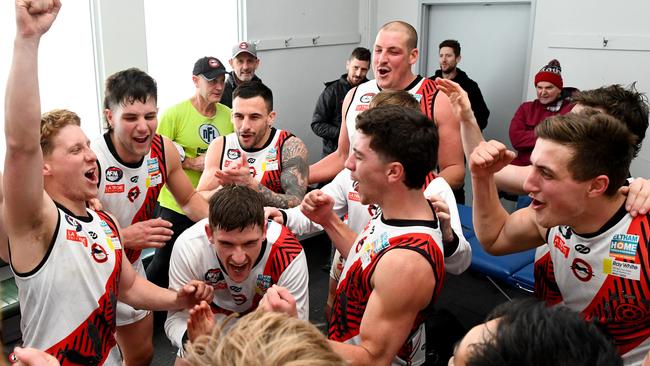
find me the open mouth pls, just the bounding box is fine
[377,67,390,77]
[84,168,97,183]
[133,136,149,144]
[229,262,249,275]
[530,198,545,210]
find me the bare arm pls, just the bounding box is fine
[196,137,224,195]
[4,0,61,273]
[308,88,355,183]
[470,140,546,254]
[163,137,208,221]
[300,190,357,257]
[329,250,434,365]
[256,136,308,208]
[433,90,465,189]
[0,171,8,262]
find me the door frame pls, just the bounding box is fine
[417,0,536,101]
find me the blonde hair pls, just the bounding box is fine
[185,310,347,366]
[369,90,421,111]
[40,109,81,155]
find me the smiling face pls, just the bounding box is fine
[232,96,275,150]
[229,53,260,83]
[43,124,99,202]
[207,223,265,283]
[105,97,158,163]
[346,57,370,87]
[373,28,418,90]
[345,132,390,205]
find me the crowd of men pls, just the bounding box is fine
[2,1,650,366]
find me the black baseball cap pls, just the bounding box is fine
[192,57,227,81]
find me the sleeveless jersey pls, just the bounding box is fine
[12,205,123,366]
[345,76,437,152]
[537,205,650,364]
[93,132,168,265]
[220,128,294,193]
[165,219,309,349]
[329,208,446,366]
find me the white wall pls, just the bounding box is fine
[245,0,363,163]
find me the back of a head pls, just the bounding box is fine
[103,68,158,130]
[572,83,649,157]
[379,21,418,50]
[208,184,265,232]
[355,105,438,189]
[40,109,81,155]
[232,81,273,111]
[535,110,635,196]
[185,310,347,366]
[350,47,371,62]
[368,90,420,111]
[438,39,461,57]
[466,299,622,366]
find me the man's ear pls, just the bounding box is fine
[386,162,404,184]
[205,223,214,242]
[587,175,610,197]
[104,109,114,129]
[268,110,277,126]
[43,162,53,177]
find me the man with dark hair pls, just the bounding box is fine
[93,67,209,365]
[5,2,212,364]
[165,185,309,360]
[221,41,262,108]
[470,111,650,364]
[430,39,490,130]
[449,299,623,366]
[198,81,308,208]
[268,105,447,365]
[309,20,465,203]
[311,47,370,158]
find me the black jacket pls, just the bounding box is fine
[311,74,367,157]
[431,69,490,130]
[221,71,262,108]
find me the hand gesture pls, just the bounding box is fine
[434,77,474,123]
[187,301,215,342]
[177,280,214,309]
[120,218,173,250]
[12,346,60,366]
[621,177,650,217]
[214,153,255,188]
[86,198,103,211]
[300,189,334,225]
[15,0,61,39]
[425,194,454,243]
[258,285,298,317]
[469,140,517,178]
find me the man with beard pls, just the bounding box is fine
[221,41,262,108]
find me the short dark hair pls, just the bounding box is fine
[379,21,418,50]
[233,81,273,112]
[535,110,635,196]
[439,39,461,57]
[208,185,265,232]
[572,83,649,157]
[467,299,622,366]
[355,105,438,189]
[350,47,371,62]
[368,90,421,111]
[103,68,158,131]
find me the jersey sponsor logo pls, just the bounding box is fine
[355,104,369,112]
[359,92,375,104]
[603,257,641,281]
[88,231,98,240]
[128,186,141,203]
[227,149,241,160]
[570,258,594,282]
[147,158,160,174]
[199,124,219,144]
[229,285,242,293]
[348,191,360,202]
[105,166,123,182]
[91,243,108,263]
[205,268,226,289]
[130,176,139,183]
[66,229,89,247]
[256,274,272,296]
[553,235,570,258]
[105,184,125,194]
[232,293,247,305]
[99,220,114,235]
[609,234,639,261]
[574,244,590,254]
[247,157,256,164]
[65,214,82,232]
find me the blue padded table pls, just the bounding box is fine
[509,262,535,292]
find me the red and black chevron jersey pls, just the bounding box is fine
[165,219,309,349]
[537,205,650,364]
[12,205,123,365]
[92,132,168,264]
[329,208,445,366]
[220,128,293,193]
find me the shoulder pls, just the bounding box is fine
[268,222,302,251]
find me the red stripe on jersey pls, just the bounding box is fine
[126,134,167,263]
[263,226,303,282]
[422,172,438,189]
[534,251,563,305]
[581,214,650,355]
[416,79,437,120]
[259,131,294,193]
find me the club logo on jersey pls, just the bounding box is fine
[247,157,256,164]
[574,244,590,254]
[105,166,123,182]
[205,268,226,289]
[227,149,241,160]
[232,293,247,305]
[91,243,108,263]
[229,285,242,293]
[368,204,379,217]
[128,186,141,203]
[88,231,98,240]
[359,92,375,104]
[570,258,594,282]
[65,214,82,232]
[66,229,88,247]
[609,234,639,261]
[249,166,257,177]
[105,184,125,194]
[256,274,272,295]
[199,124,220,144]
[553,235,570,258]
[130,176,139,183]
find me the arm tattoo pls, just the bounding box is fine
[255,136,308,208]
